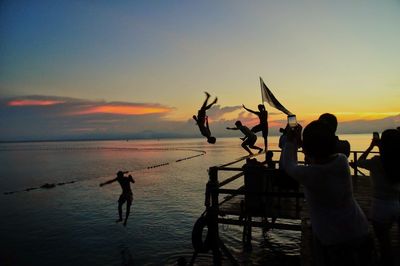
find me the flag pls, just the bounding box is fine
[260,77,293,115]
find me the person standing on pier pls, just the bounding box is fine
[226,120,263,155]
[100,171,135,226]
[242,104,269,152]
[280,120,372,266]
[318,113,351,157]
[357,129,400,266]
[193,92,217,144]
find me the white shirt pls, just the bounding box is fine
[281,142,369,245]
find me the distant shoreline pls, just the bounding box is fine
[0,132,372,144]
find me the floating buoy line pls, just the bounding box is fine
[3,147,206,195]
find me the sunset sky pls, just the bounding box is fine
[1,1,399,141]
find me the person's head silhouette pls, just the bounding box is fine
[207,136,216,144]
[318,113,338,134]
[302,120,336,162]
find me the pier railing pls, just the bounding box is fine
[205,150,376,210]
[192,149,377,265]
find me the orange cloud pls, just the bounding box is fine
[72,105,171,115]
[8,100,64,106]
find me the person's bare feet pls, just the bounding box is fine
[204,91,210,98]
[123,220,127,227]
[116,218,123,223]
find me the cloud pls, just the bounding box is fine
[8,99,65,106]
[0,95,174,141]
[0,95,398,141]
[206,104,241,120]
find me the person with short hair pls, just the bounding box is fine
[318,113,350,157]
[100,170,135,226]
[227,120,263,155]
[193,92,217,144]
[280,120,372,266]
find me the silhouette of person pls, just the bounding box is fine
[280,120,372,266]
[227,120,263,155]
[100,171,135,226]
[357,129,400,266]
[193,92,217,144]
[318,113,350,157]
[242,104,269,151]
[265,150,276,169]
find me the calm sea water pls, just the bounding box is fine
[0,134,374,265]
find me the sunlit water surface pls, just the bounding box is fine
[0,134,374,265]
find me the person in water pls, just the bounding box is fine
[100,171,135,226]
[242,104,269,151]
[193,92,217,144]
[226,120,263,155]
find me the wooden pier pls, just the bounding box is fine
[190,150,399,265]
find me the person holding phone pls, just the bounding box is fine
[280,120,372,265]
[357,129,400,266]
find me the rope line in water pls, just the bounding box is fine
[3,147,206,195]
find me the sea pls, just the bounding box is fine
[0,134,374,266]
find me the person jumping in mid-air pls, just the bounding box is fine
[193,92,217,144]
[227,120,263,155]
[242,104,269,152]
[100,171,135,226]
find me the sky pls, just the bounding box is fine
[0,1,399,141]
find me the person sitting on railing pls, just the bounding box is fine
[280,120,372,266]
[357,129,400,266]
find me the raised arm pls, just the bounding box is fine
[359,138,378,162]
[100,177,117,187]
[242,105,258,115]
[129,175,135,184]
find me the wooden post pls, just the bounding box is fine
[207,166,221,265]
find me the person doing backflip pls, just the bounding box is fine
[100,171,135,226]
[242,104,269,151]
[227,120,263,155]
[193,92,217,144]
